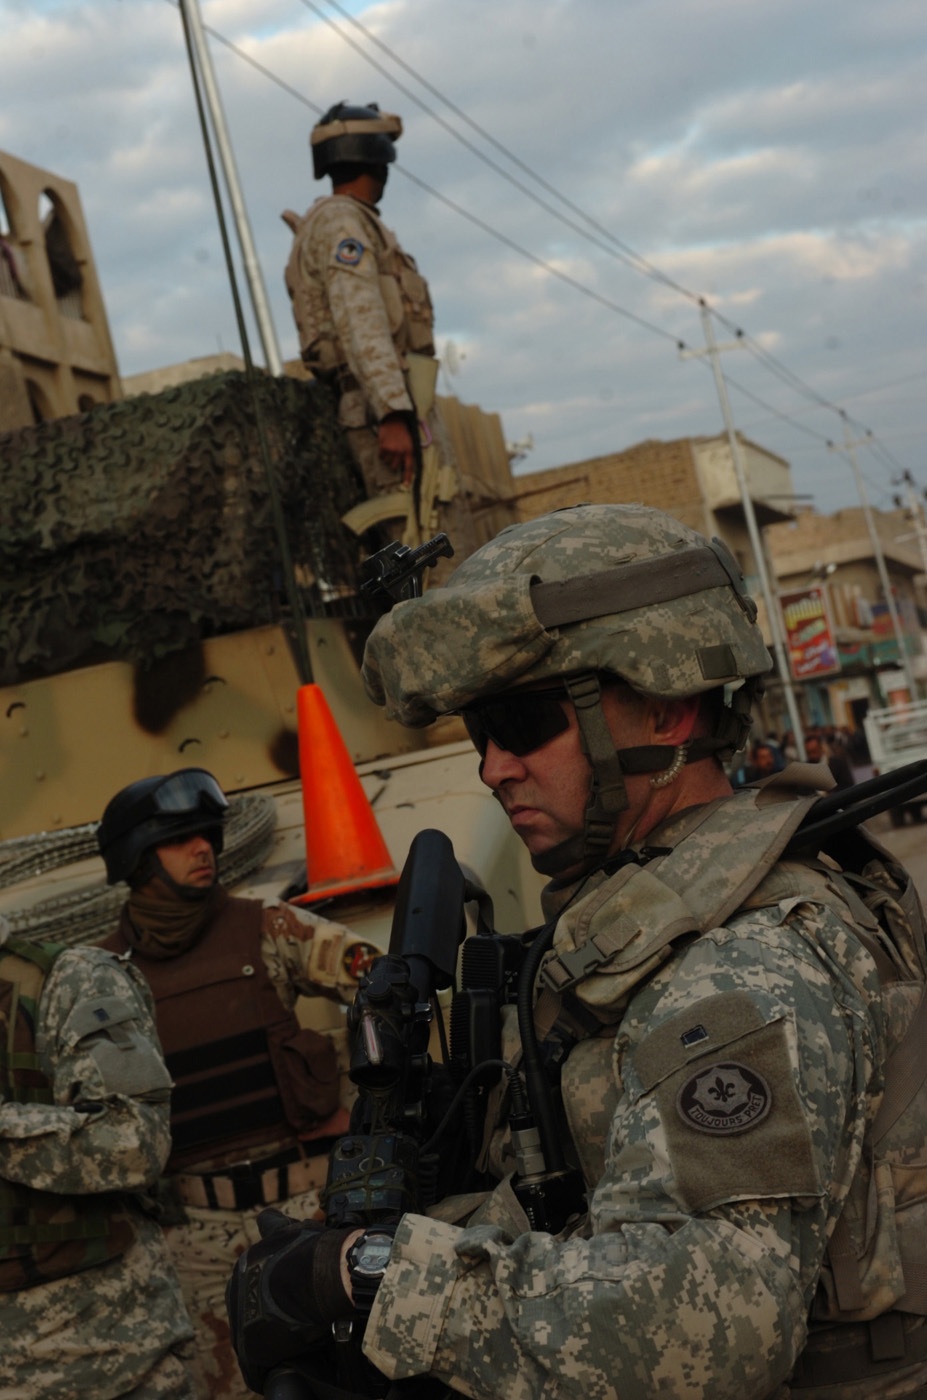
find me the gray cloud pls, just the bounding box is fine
[1,0,925,516]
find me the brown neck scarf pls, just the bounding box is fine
[125,882,228,960]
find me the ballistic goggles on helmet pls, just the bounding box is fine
[460,686,571,759]
[136,769,229,824]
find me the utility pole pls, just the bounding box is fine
[894,469,927,583]
[682,303,806,758]
[180,0,283,376]
[828,418,919,703]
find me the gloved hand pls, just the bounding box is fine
[226,1209,355,1394]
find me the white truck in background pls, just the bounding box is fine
[863,700,927,825]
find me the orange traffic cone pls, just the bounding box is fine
[290,683,400,905]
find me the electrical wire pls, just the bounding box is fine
[298,0,699,302]
[167,0,921,496]
[298,0,919,473]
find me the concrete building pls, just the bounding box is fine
[513,432,794,594]
[0,149,121,430]
[766,505,927,727]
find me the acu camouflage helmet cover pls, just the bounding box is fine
[362,504,772,725]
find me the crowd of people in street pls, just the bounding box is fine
[734,723,867,789]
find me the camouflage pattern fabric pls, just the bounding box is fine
[362,503,773,724]
[0,940,195,1398]
[165,1183,323,1400]
[0,1221,197,1400]
[360,797,924,1399]
[0,371,371,685]
[284,194,433,432]
[259,896,384,1008]
[285,193,451,523]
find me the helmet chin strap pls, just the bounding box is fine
[530,674,726,880]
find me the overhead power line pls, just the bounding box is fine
[177,0,918,491]
[300,0,698,302]
[298,0,911,455]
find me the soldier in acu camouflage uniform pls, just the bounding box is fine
[229,505,927,1399]
[0,915,195,1398]
[283,102,463,561]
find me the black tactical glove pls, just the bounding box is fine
[226,1209,355,1394]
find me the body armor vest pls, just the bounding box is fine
[105,897,338,1171]
[0,939,134,1291]
[285,194,434,380]
[543,786,927,1395]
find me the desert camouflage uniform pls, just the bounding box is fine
[129,899,381,1400]
[362,784,926,1399]
[284,193,434,496]
[0,940,195,1399]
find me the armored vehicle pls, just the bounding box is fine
[0,370,545,999]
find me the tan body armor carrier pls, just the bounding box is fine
[536,786,927,1395]
[0,939,134,1290]
[105,897,338,1172]
[285,194,434,391]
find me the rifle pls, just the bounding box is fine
[263,829,477,1400]
[360,535,454,607]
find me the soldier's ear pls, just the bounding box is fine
[652,697,700,744]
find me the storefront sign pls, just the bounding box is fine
[781,586,840,679]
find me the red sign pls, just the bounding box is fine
[781,586,840,680]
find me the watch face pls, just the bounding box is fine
[353,1233,393,1275]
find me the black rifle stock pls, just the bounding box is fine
[265,830,467,1399]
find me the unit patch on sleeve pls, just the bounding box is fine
[630,993,822,1211]
[335,238,365,266]
[676,1060,772,1136]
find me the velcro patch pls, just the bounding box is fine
[335,238,364,266]
[631,993,822,1210]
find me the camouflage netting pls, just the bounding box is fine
[0,371,375,685]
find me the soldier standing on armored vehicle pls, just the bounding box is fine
[230,505,927,1399]
[0,915,196,1398]
[282,101,463,558]
[97,768,377,1400]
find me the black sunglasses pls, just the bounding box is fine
[460,686,571,758]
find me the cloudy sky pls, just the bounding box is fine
[2,0,925,516]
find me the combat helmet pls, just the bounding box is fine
[97,768,228,886]
[363,504,772,873]
[311,102,402,181]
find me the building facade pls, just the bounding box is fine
[0,149,121,431]
[766,506,927,730]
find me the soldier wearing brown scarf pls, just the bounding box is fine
[98,769,373,1400]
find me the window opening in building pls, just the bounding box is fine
[26,377,53,426]
[39,190,84,319]
[0,177,30,302]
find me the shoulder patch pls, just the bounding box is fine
[343,941,379,981]
[629,994,822,1210]
[676,1060,772,1136]
[335,237,365,266]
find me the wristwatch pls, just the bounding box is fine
[346,1228,395,1313]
